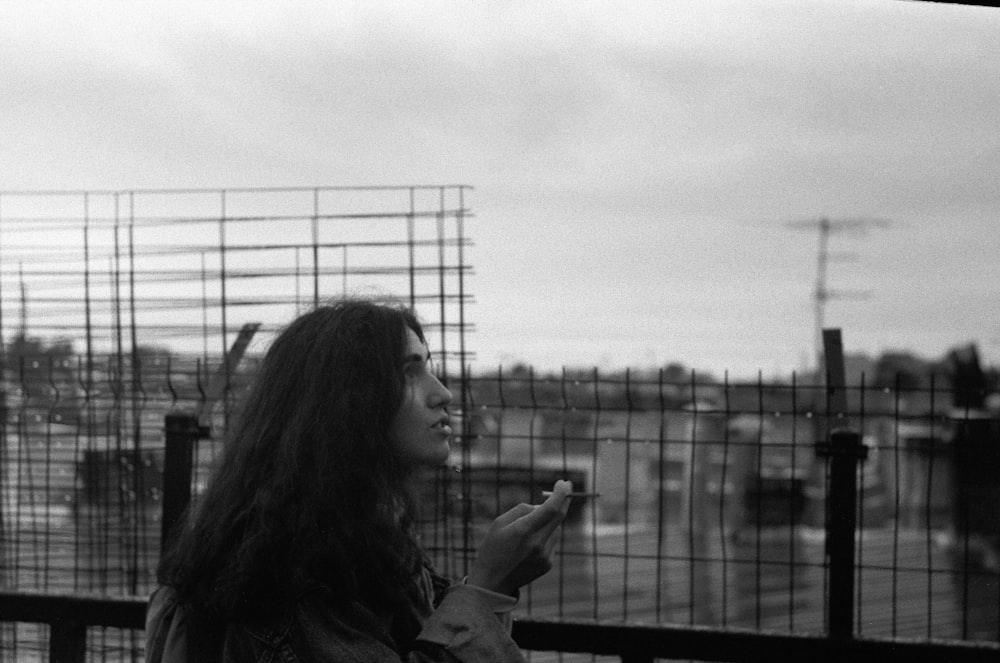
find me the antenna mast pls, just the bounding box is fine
[788,217,891,373]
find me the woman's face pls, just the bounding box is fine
[389,328,453,467]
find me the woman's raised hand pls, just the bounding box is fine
[466,480,573,597]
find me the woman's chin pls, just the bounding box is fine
[407,442,452,468]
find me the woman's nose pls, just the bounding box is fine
[431,375,453,407]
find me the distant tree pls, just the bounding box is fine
[662,362,690,384]
[946,344,992,409]
[507,362,533,379]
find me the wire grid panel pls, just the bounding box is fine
[0,624,143,663]
[0,186,472,363]
[433,368,1000,647]
[0,186,474,604]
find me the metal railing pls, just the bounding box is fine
[4,593,1000,663]
[6,329,998,662]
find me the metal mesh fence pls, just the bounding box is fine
[446,368,1000,647]
[1,187,998,662]
[0,186,473,661]
[0,185,472,366]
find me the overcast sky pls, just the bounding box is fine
[2,0,998,378]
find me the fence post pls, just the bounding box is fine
[821,428,867,639]
[161,412,204,553]
[816,329,868,641]
[48,619,86,663]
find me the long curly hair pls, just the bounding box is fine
[157,299,428,622]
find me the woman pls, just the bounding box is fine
[146,299,571,662]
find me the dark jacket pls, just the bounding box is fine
[145,566,525,662]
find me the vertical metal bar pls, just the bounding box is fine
[924,373,936,638]
[160,413,200,553]
[890,373,902,637]
[754,371,764,629]
[623,367,633,622]
[16,354,29,589]
[524,366,538,612]
[218,190,230,431]
[823,328,849,642]
[818,341,838,640]
[456,186,467,380]
[820,328,866,641]
[493,365,505,547]
[73,358,83,592]
[111,196,125,595]
[80,193,95,593]
[493,366,507,581]
[49,619,86,663]
[44,377,62,592]
[436,187,448,382]
[312,187,320,307]
[458,362,475,576]
[590,367,601,620]
[957,408,973,641]
[127,192,142,594]
[855,371,868,635]
[455,188,471,585]
[83,193,94,402]
[822,329,848,419]
[436,189,462,581]
[113,195,124,385]
[457,366,472,585]
[826,428,862,640]
[201,252,209,368]
[654,367,666,623]
[687,371,699,625]
[788,370,799,631]
[407,187,416,310]
[43,356,54,592]
[555,368,568,617]
[719,370,731,627]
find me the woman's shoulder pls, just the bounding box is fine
[146,586,230,663]
[283,586,408,659]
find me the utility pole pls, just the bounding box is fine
[787,217,891,374]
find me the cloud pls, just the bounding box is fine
[2,1,998,372]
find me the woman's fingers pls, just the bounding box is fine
[543,524,562,557]
[469,480,575,595]
[493,502,536,528]
[494,479,572,532]
[516,480,572,540]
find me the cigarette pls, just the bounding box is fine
[542,491,601,498]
